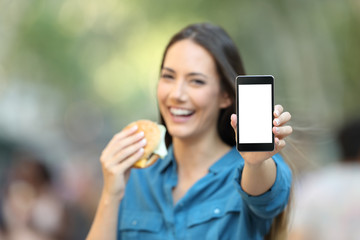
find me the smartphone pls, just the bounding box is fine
[236,75,274,152]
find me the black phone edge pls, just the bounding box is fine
[235,75,275,152]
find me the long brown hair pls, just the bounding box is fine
[158,23,290,240]
[159,23,245,148]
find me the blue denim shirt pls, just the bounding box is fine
[117,146,291,240]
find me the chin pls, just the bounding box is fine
[167,125,193,140]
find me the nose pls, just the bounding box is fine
[169,79,187,102]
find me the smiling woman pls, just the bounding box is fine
[157,39,231,144]
[87,23,293,240]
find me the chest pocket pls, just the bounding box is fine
[187,199,242,228]
[119,210,165,240]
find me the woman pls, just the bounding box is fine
[87,23,293,240]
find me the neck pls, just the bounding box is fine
[172,131,231,175]
[170,129,232,205]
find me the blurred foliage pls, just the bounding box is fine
[0,0,359,167]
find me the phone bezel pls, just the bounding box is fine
[236,75,275,152]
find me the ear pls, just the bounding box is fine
[219,92,232,109]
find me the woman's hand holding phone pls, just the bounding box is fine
[230,104,292,166]
[231,104,292,196]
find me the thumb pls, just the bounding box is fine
[230,114,237,132]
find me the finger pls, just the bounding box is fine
[107,125,141,150]
[114,138,147,164]
[273,111,291,126]
[113,148,145,173]
[230,114,237,131]
[273,125,293,138]
[111,131,145,154]
[111,125,139,145]
[107,138,147,166]
[274,105,284,117]
[101,131,145,162]
[274,138,286,153]
[102,125,139,157]
[230,114,238,143]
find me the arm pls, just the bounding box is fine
[87,125,146,240]
[234,153,292,236]
[241,157,276,196]
[86,192,122,240]
[231,104,292,196]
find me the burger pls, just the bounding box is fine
[125,120,167,168]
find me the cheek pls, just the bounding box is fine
[157,82,168,107]
[156,82,164,101]
[195,88,221,109]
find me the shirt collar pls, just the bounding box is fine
[158,145,175,173]
[208,147,241,174]
[158,145,241,174]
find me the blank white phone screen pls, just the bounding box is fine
[238,84,272,143]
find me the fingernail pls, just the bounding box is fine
[276,127,280,133]
[275,119,280,126]
[274,110,280,117]
[140,138,147,145]
[138,131,144,137]
[131,125,138,131]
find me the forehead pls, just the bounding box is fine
[163,39,217,75]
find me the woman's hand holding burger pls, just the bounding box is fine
[87,120,165,240]
[100,124,147,201]
[99,120,166,201]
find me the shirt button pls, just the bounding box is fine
[132,220,137,226]
[214,208,221,214]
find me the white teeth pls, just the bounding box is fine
[170,108,194,116]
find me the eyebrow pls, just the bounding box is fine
[162,67,208,78]
[162,67,175,73]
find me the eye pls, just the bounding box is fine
[161,73,174,80]
[190,79,206,86]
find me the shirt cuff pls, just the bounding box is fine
[234,154,292,218]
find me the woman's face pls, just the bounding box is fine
[157,39,231,141]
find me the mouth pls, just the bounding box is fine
[169,107,195,117]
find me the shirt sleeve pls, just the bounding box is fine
[234,153,292,219]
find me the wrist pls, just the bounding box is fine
[244,157,272,169]
[101,190,124,205]
[241,157,277,196]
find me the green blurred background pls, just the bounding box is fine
[2,0,360,163]
[0,0,359,232]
